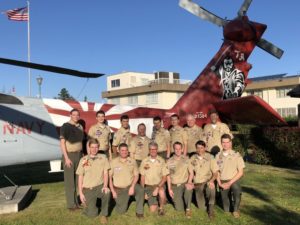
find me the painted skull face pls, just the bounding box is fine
[223,58,233,72]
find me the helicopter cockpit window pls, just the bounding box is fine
[0,93,24,105]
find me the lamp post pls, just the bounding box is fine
[36,76,43,98]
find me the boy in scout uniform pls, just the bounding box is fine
[189,140,218,219]
[216,134,245,218]
[129,123,151,167]
[184,114,204,157]
[109,143,144,218]
[140,142,169,216]
[88,110,111,159]
[76,138,110,224]
[112,114,132,158]
[167,142,193,218]
[169,114,188,156]
[152,116,171,159]
[60,108,84,210]
[203,109,233,156]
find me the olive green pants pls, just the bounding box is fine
[63,151,82,209]
[220,179,242,212]
[82,184,110,217]
[144,185,160,206]
[114,184,144,214]
[171,183,193,211]
[194,182,216,210]
[136,160,142,168]
[158,151,167,160]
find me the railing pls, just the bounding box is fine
[148,78,191,85]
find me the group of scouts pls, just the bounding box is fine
[60,109,245,224]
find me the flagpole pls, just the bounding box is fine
[27,0,31,97]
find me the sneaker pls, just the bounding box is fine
[136,213,144,219]
[100,216,108,224]
[233,211,240,218]
[158,208,165,216]
[185,209,192,219]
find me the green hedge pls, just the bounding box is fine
[233,125,300,167]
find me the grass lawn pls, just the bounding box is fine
[0,162,300,225]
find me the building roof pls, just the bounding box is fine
[246,74,300,90]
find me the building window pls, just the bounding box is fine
[276,87,292,98]
[128,96,138,105]
[111,79,120,88]
[146,93,158,104]
[111,97,120,105]
[247,90,263,99]
[276,107,296,117]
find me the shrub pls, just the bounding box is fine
[254,126,300,167]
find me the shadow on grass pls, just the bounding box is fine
[243,186,272,203]
[243,185,300,225]
[22,189,39,210]
[0,161,63,186]
[243,204,300,225]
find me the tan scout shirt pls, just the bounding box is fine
[185,125,204,153]
[109,157,139,188]
[112,127,132,147]
[190,153,218,183]
[60,122,84,152]
[140,156,169,186]
[129,135,151,161]
[167,156,190,184]
[88,123,111,151]
[152,127,170,152]
[203,122,232,152]
[76,154,110,188]
[215,150,245,180]
[169,126,188,152]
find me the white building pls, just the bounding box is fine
[102,71,191,109]
[242,74,300,117]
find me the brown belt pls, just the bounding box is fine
[194,182,206,187]
[113,185,130,191]
[83,185,100,191]
[145,184,158,188]
[171,183,185,187]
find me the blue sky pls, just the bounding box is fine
[0,0,299,102]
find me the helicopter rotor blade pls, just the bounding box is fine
[0,57,104,78]
[256,38,284,59]
[179,0,226,27]
[238,0,253,17]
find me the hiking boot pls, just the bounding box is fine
[158,208,165,216]
[136,213,144,219]
[233,211,240,218]
[100,216,108,224]
[68,205,81,212]
[208,204,215,220]
[185,209,192,219]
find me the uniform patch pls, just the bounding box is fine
[114,167,122,172]
[82,158,90,167]
[144,164,150,170]
[96,130,102,137]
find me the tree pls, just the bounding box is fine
[57,88,75,100]
[84,95,88,102]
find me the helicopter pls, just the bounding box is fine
[0,0,286,169]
